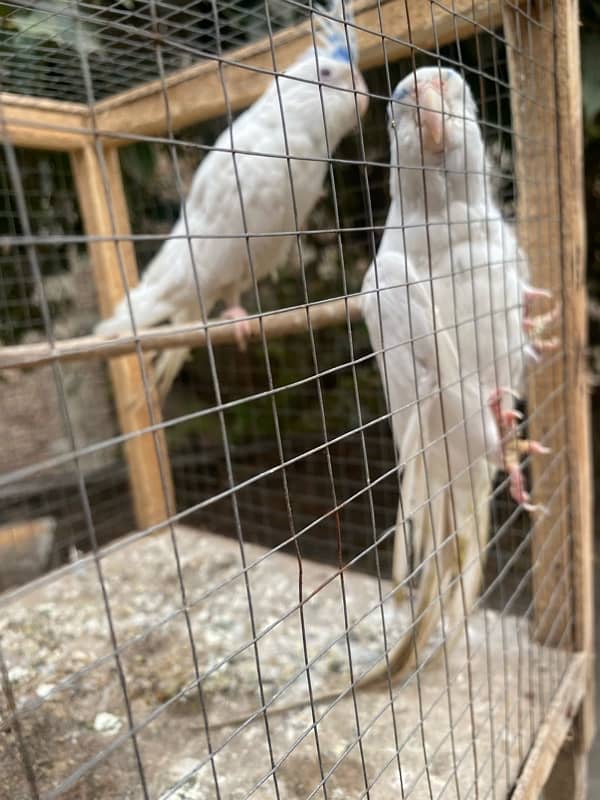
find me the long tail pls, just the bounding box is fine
[153,344,191,403]
[94,281,177,337]
[359,411,491,689]
[390,406,421,598]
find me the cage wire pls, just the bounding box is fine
[0,0,580,798]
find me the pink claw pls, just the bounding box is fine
[522,304,562,331]
[220,304,252,352]
[488,388,522,429]
[508,463,530,506]
[522,287,561,356]
[527,441,551,456]
[508,465,546,514]
[487,387,548,515]
[523,285,552,304]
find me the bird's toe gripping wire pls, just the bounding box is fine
[487,387,550,514]
[523,287,561,358]
[220,305,253,352]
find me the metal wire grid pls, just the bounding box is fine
[0,1,576,798]
[0,0,305,103]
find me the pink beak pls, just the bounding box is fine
[416,80,445,152]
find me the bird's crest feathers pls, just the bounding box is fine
[313,0,357,64]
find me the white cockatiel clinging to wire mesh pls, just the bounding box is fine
[96,0,368,400]
[360,67,557,684]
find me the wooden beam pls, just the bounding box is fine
[503,2,571,648]
[0,92,88,150]
[511,653,587,800]
[0,297,363,371]
[70,145,175,532]
[0,1,504,151]
[504,0,594,775]
[551,0,595,760]
[93,0,503,143]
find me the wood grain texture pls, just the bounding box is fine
[550,0,595,761]
[0,93,88,150]
[70,145,175,532]
[504,0,594,780]
[503,0,572,650]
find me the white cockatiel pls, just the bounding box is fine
[360,67,555,683]
[96,1,368,400]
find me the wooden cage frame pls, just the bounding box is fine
[0,0,593,796]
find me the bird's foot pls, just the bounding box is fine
[487,387,550,513]
[523,287,561,357]
[220,305,252,351]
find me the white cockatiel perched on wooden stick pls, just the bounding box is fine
[360,66,558,683]
[96,0,368,401]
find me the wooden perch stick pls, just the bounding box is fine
[0,296,363,371]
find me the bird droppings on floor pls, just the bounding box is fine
[0,525,568,799]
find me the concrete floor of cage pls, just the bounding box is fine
[0,526,569,799]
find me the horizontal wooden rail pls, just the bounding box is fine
[94,0,502,143]
[0,296,363,371]
[0,0,503,151]
[0,93,88,150]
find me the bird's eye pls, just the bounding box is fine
[320,67,332,80]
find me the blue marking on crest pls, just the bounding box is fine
[392,83,411,102]
[329,43,351,62]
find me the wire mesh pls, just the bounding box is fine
[0,1,581,798]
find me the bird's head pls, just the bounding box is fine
[286,52,368,118]
[276,1,368,145]
[388,67,480,165]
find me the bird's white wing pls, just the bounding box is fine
[95,0,368,402]
[362,250,487,473]
[360,250,491,687]
[99,119,307,334]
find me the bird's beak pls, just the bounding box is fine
[417,83,444,152]
[353,68,369,117]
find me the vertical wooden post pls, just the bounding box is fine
[504,0,594,789]
[503,0,571,647]
[551,0,595,770]
[71,144,175,530]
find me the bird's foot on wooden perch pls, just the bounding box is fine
[220,305,252,352]
[487,387,550,514]
[523,287,561,357]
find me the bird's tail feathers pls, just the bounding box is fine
[94,282,176,336]
[153,347,192,403]
[96,287,196,405]
[362,404,491,689]
[151,305,201,402]
[391,405,421,592]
